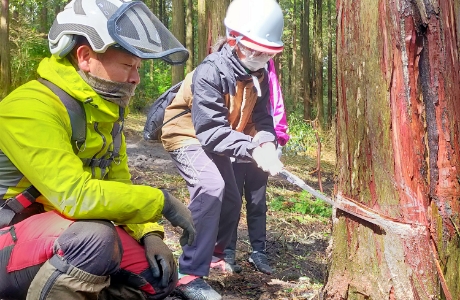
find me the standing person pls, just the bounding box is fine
[0,1,195,299]
[159,0,285,299]
[225,58,290,275]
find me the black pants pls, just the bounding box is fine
[229,161,269,253]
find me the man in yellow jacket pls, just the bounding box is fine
[0,1,195,299]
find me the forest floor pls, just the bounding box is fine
[124,114,335,300]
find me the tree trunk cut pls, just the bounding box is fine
[325,0,460,299]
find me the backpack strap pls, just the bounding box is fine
[155,108,191,135]
[38,78,86,152]
[81,107,124,179]
[0,185,41,228]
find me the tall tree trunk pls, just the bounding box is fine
[208,1,230,51]
[148,0,157,82]
[313,0,323,129]
[286,43,292,99]
[325,0,460,299]
[150,0,157,15]
[39,0,48,34]
[171,0,185,85]
[197,0,207,63]
[185,0,194,73]
[310,0,317,117]
[291,0,297,104]
[302,0,312,120]
[0,0,10,99]
[158,0,164,27]
[326,0,333,128]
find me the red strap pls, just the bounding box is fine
[14,193,32,209]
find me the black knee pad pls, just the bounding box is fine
[55,220,123,275]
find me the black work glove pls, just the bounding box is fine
[142,233,178,288]
[161,190,196,246]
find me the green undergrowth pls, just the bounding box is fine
[268,190,332,219]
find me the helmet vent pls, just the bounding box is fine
[74,0,86,16]
[96,0,119,20]
[49,23,106,50]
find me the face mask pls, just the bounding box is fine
[238,43,274,71]
[240,56,271,71]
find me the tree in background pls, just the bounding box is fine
[196,0,229,62]
[171,0,185,85]
[185,0,194,73]
[301,0,311,122]
[0,0,11,98]
[325,0,460,298]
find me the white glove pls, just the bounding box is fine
[252,142,283,175]
[276,145,283,159]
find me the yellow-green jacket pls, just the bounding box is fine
[0,56,164,241]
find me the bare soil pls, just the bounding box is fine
[125,124,333,300]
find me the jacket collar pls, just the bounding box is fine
[220,44,264,82]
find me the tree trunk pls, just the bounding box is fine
[326,0,333,129]
[208,0,230,50]
[325,0,460,299]
[291,0,297,104]
[313,0,323,129]
[39,0,48,34]
[196,0,207,63]
[302,0,312,121]
[185,0,194,73]
[0,0,10,99]
[171,0,185,85]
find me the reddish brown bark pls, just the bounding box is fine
[325,0,460,299]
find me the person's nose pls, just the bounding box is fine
[129,68,141,85]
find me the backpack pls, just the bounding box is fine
[143,60,227,141]
[143,80,190,141]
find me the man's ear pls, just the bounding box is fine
[76,45,93,72]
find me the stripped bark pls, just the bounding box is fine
[324,0,460,299]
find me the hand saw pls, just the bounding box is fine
[278,169,334,206]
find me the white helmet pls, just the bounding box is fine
[48,0,188,65]
[224,0,284,54]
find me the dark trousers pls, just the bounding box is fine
[228,161,269,253]
[170,145,242,277]
[0,211,174,299]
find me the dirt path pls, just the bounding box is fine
[125,128,331,300]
